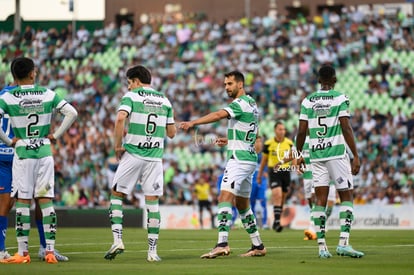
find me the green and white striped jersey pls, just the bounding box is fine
[299,89,350,162]
[0,84,66,159]
[118,87,174,161]
[223,95,259,163]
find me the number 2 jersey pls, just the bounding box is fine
[118,87,174,161]
[223,95,259,163]
[299,89,350,162]
[0,84,67,159]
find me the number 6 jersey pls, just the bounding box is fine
[118,87,174,161]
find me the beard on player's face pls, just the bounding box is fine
[226,88,238,98]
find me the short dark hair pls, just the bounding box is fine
[274,121,284,129]
[11,57,35,80]
[126,65,152,84]
[10,58,17,79]
[224,71,244,84]
[318,65,336,82]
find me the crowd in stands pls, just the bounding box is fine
[0,5,414,209]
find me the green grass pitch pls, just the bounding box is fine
[2,228,413,275]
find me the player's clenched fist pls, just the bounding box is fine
[179,121,194,130]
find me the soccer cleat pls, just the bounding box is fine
[336,245,364,258]
[240,244,266,257]
[272,222,283,232]
[0,250,10,260]
[104,242,125,260]
[200,245,231,259]
[0,252,31,264]
[319,249,332,259]
[304,229,317,240]
[38,247,69,262]
[45,253,58,264]
[147,253,161,262]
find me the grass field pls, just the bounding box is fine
[2,228,413,275]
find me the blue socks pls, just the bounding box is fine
[0,216,7,251]
[36,219,46,248]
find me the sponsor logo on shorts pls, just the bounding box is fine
[336,177,344,184]
[153,182,160,190]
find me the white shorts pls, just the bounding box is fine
[12,156,55,199]
[112,152,163,196]
[219,159,256,198]
[304,179,336,201]
[311,155,354,191]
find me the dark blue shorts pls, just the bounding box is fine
[0,160,12,194]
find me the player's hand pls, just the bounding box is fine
[351,157,360,175]
[10,137,19,147]
[47,134,56,144]
[115,147,126,161]
[179,121,194,130]
[296,157,306,175]
[256,174,262,185]
[215,137,228,147]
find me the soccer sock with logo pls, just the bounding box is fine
[217,202,233,246]
[36,219,47,248]
[109,194,124,244]
[40,201,57,252]
[0,216,7,251]
[146,199,160,254]
[239,207,262,246]
[338,201,354,246]
[273,205,282,224]
[312,205,327,251]
[15,201,31,256]
[308,204,315,231]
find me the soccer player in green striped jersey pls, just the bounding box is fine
[0,57,78,264]
[104,65,176,262]
[180,71,266,259]
[296,65,364,259]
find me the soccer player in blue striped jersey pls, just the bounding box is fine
[0,83,16,261]
[180,71,266,258]
[251,136,268,229]
[296,64,364,258]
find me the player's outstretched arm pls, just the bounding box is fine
[179,109,229,130]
